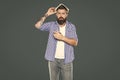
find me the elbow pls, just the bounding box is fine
[74,41,78,46]
[35,24,40,29]
[71,40,78,46]
[35,23,37,28]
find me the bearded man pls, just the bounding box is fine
[35,3,78,80]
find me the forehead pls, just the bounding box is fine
[56,9,67,13]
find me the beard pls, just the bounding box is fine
[57,17,66,25]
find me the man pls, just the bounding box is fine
[35,3,78,80]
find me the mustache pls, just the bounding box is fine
[58,17,64,19]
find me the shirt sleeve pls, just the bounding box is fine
[71,24,78,42]
[39,22,52,31]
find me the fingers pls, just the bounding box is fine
[53,31,61,34]
[49,7,56,12]
[53,33,58,39]
[53,31,60,37]
[50,7,55,10]
[49,7,55,10]
[53,31,63,40]
[46,7,56,16]
[53,31,58,34]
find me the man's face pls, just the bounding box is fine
[56,9,68,25]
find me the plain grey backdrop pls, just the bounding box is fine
[1,0,119,80]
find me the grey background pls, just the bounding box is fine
[0,0,119,80]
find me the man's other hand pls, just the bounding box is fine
[53,31,64,41]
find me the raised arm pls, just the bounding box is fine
[35,7,56,29]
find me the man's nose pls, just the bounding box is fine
[60,16,62,18]
[59,16,63,19]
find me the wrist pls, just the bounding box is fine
[44,13,48,18]
[61,36,65,41]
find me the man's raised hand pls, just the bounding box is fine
[45,7,56,16]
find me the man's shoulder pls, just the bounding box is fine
[67,21,75,27]
[67,21,76,29]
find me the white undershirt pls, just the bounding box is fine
[55,25,66,59]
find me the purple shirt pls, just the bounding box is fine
[40,21,78,63]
